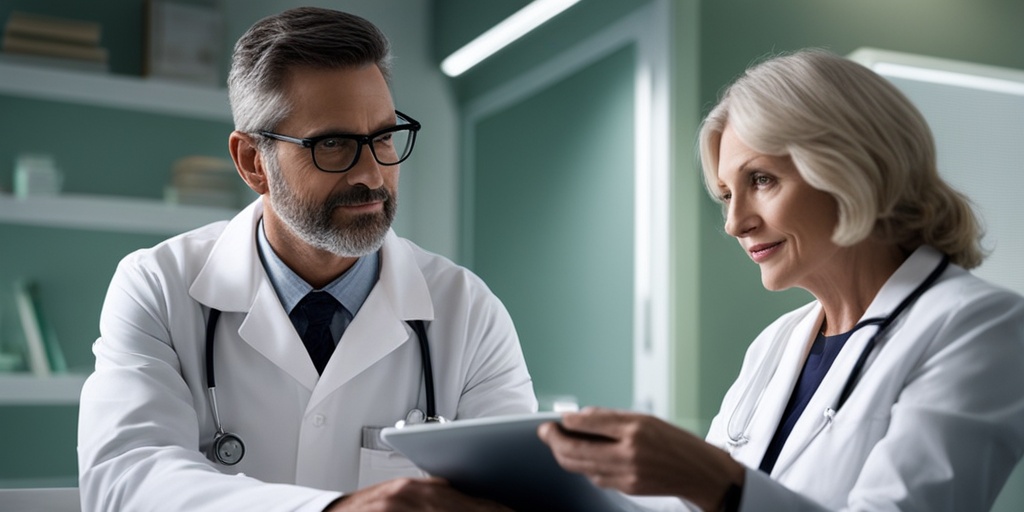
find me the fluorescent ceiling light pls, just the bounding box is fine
[849,48,1024,97]
[440,0,581,77]
[872,63,1024,97]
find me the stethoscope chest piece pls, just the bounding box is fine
[212,430,245,466]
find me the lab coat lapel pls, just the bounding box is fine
[768,246,946,475]
[190,198,264,312]
[189,198,318,390]
[308,231,434,408]
[732,307,823,469]
[237,282,319,390]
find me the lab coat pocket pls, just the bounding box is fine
[357,447,428,489]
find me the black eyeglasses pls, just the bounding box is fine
[258,110,421,173]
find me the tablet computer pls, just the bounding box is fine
[380,412,634,512]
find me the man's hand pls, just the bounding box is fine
[325,477,513,512]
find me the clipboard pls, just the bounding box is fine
[380,412,634,512]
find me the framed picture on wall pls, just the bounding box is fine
[143,0,223,86]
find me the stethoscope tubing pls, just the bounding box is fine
[203,308,437,464]
[834,255,950,410]
[727,254,950,447]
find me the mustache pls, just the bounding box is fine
[325,186,392,208]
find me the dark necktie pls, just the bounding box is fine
[297,291,340,375]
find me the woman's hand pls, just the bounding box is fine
[538,407,744,511]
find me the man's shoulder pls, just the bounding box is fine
[387,234,493,292]
[119,219,230,273]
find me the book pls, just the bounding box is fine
[2,33,109,63]
[0,51,109,73]
[14,281,50,377]
[4,11,102,46]
[144,0,222,85]
[13,281,66,376]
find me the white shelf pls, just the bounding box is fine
[0,60,231,122]
[0,373,88,405]
[0,194,237,235]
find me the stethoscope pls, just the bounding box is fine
[203,309,445,465]
[726,254,950,449]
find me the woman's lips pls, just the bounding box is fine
[748,241,783,263]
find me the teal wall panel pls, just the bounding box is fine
[0,406,79,485]
[471,45,635,410]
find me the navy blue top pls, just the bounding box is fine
[759,328,853,474]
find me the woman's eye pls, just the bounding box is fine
[752,173,773,187]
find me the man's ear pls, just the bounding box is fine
[229,131,269,195]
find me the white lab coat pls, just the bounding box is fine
[702,245,1024,511]
[77,198,537,512]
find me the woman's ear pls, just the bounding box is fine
[229,131,269,195]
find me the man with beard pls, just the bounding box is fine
[77,8,535,512]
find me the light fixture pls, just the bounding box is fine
[440,0,581,78]
[849,48,1024,97]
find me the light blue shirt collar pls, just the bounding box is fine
[255,219,379,323]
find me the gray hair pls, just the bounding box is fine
[698,49,984,268]
[227,7,392,136]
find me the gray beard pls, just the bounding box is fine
[265,157,397,258]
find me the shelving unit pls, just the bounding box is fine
[0,59,231,121]
[1,59,238,404]
[0,374,88,405]
[0,194,237,235]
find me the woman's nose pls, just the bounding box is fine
[724,197,757,238]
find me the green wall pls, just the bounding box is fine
[471,45,636,411]
[438,0,654,412]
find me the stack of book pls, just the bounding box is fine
[165,156,248,209]
[1,11,109,72]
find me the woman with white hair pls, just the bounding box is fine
[540,49,1024,511]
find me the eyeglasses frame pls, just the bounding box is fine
[258,110,421,173]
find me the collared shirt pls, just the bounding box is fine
[256,219,379,345]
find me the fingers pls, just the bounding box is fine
[538,419,630,486]
[328,477,512,512]
[560,407,640,439]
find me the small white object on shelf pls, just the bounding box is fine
[14,153,63,197]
